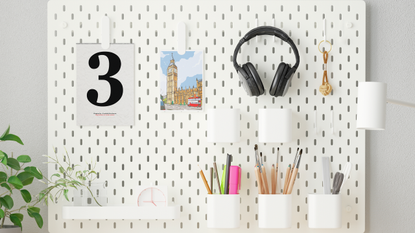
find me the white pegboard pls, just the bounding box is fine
[47,0,366,232]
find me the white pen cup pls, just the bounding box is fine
[207,194,240,228]
[308,194,341,228]
[258,194,292,228]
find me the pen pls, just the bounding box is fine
[213,162,222,194]
[224,154,232,194]
[198,165,212,194]
[221,165,226,194]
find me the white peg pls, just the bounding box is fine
[177,21,186,55]
[314,110,319,135]
[101,16,110,49]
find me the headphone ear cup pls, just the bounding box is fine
[275,63,291,97]
[242,64,260,96]
[270,63,287,97]
[246,62,265,95]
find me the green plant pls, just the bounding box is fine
[40,149,100,207]
[0,126,101,230]
[0,126,44,229]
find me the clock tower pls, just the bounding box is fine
[166,53,178,104]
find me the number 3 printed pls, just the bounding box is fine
[87,52,123,107]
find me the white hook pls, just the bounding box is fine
[322,18,327,42]
[177,21,186,55]
[101,16,110,49]
[314,110,319,135]
[330,110,335,135]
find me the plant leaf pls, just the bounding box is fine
[21,189,32,203]
[0,151,8,166]
[24,166,43,179]
[11,213,24,221]
[1,134,24,145]
[28,206,40,218]
[50,173,60,179]
[0,171,7,182]
[63,189,69,201]
[0,209,4,218]
[17,172,35,186]
[0,125,10,139]
[0,195,14,209]
[7,158,21,170]
[38,192,45,202]
[59,167,65,174]
[31,212,44,228]
[1,183,12,193]
[17,155,31,163]
[10,214,22,229]
[8,176,24,189]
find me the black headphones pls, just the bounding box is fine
[233,26,300,97]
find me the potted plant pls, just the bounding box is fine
[0,126,44,232]
[0,126,101,232]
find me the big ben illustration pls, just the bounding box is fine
[166,53,177,105]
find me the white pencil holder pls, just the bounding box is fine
[258,194,292,228]
[308,194,341,229]
[207,194,240,228]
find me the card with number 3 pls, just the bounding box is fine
[76,44,134,126]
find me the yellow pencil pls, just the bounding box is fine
[271,164,276,194]
[198,165,212,194]
[283,164,291,194]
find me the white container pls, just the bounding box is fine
[308,194,341,229]
[73,182,107,206]
[258,109,292,143]
[207,195,240,228]
[258,194,292,228]
[356,82,387,130]
[207,109,240,143]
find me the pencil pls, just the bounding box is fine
[198,165,212,194]
[210,167,213,194]
[283,164,291,194]
[284,149,299,194]
[271,164,276,194]
[276,148,280,194]
[255,166,262,194]
[287,149,303,194]
[213,162,222,194]
[260,153,270,194]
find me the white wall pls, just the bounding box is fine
[0,0,48,232]
[0,0,414,232]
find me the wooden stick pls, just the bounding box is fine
[198,165,212,194]
[271,164,276,194]
[255,166,262,194]
[262,165,270,194]
[283,165,291,194]
[287,168,298,194]
[259,169,265,194]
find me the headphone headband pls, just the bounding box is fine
[233,26,300,71]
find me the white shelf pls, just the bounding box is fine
[62,206,180,220]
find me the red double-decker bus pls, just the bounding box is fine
[188,97,201,107]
